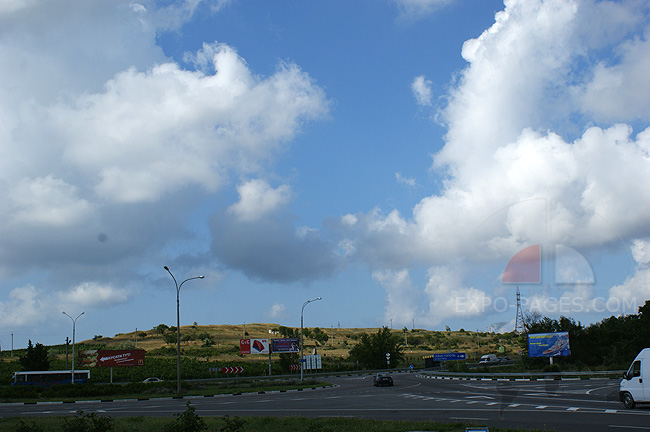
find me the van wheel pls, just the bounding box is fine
[622,392,635,409]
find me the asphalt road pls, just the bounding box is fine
[2,373,649,431]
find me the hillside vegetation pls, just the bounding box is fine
[0,323,520,384]
[89,323,517,361]
[77,323,519,368]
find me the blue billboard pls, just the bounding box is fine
[527,332,570,357]
[271,338,300,353]
[432,352,467,361]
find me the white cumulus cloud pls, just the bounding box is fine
[267,303,287,320]
[394,0,455,19]
[411,75,432,106]
[229,179,292,222]
[59,282,130,308]
[335,0,650,325]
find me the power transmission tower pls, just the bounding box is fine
[515,287,525,334]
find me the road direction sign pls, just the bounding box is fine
[432,352,467,361]
[221,366,244,374]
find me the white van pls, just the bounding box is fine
[479,354,499,365]
[619,348,650,408]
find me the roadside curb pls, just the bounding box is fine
[0,384,338,406]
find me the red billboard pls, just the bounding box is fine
[240,338,269,354]
[78,349,145,367]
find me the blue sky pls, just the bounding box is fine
[2,0,650,349]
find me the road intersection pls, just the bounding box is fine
[1,373,648,431]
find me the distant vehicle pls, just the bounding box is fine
[11,370,90,386]
[620,348,650,409]
[373,372,393,386]
[142,377,163,383]
[479,354,499,365]
[479,354,510,365]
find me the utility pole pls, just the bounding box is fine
[65,337,70,369]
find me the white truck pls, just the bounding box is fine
[619,348,650,408]
[479,354,499,365]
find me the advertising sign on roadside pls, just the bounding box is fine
[78,350,145,367]
[527,331,571,357]
[271,338,299,353]
[239,338,269,355]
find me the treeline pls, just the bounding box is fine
[522,300,650,369]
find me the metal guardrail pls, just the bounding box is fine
[101,368,623,385]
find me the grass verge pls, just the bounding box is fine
[0,379,331,403]
[0,415,549,432]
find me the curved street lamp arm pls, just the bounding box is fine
[164,266,179,292]
[179,275,205,291]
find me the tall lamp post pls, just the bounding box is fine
[164,266,204,395]
[300,297,322,382]
[62,311,84,384]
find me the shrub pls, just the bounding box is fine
[17,419,43,432]
[62,411,114,432]
[163,402,207,432]
[219,415,246,432]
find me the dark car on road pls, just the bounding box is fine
[373,372,394,386]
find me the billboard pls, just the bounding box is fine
[78,350,145,367]
[527,332,571,357]
[240,338,269,355]
[432,352,467,361]
[271,338,299,353]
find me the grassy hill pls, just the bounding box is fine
[75,323,522,366]
[0,324,522,384]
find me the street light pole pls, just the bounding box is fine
[300,297,322,382]
[62,311,84,384]
[164,266,204,395]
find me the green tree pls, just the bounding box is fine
[163,332,177,344]
[156,324,169,334]
[19,340,50,371]
[311,328,329,345]
[278,352,299,373]
[348,327,404,369]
